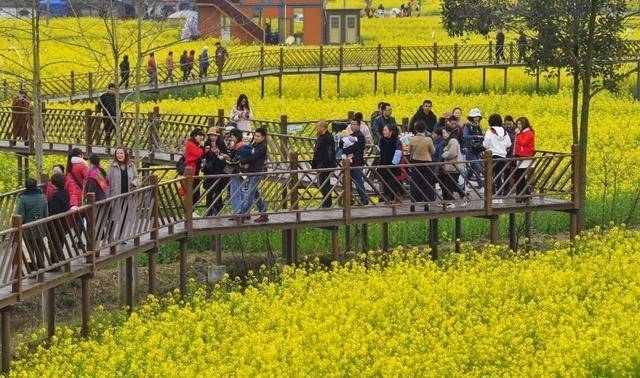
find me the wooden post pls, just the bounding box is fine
[280,115,288,160]
[489,215,499,244]
[345,226,351,252]
[11,216,22,295]
[86,193,96,264]
[81,275,90,338]
[509,213,517,251]
[84,109,94,155]
[70,71,75,100]
[636,62,640,100]
[347,111,354,120]
[374,72,378,94]
[556,67,561,91]
[377,44,382,69]
[343,159,352,223]
[214,235,222,266]
[571,144,580,210]
[382,222,389,252]
[454,217,462,253]
[338,46,343,95]
[2,79,7,101]
[484,151,493,214]
[1,306,11,374]
[429,219,438,260]
[278,48,284,98]
[16,155,23,186]
[46,288,55,338]
[217,108,225,127]
[482,67,486,92]
[184,167,194,235]
[318,45,323,98]
[428,69,432,90]
[448,70,453,93]
[125,256,133,314]
[179,238,187,298]
[393,72,397,93]
[288,153,299,264]
[433,42,438,66]
[488,41,493,64]
[503,68,508,94]
[88,73,94,101]
[261,77,265,99]
[361,224,368,252]
[336,74,341,95]
[569,211,578,241]
[524,212,532,251]
[509,42,514,65]
[453,44,458,67]
[332,227,339,261]
[535,67,540,93]
[148,175,159,296]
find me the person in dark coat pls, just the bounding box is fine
[119,55,130,88]
[517,31,528,62]
[311,121,337,208]
[17,178,48,269]
[98,83,117,145]
[409,100,437,135]
[371,103,397,143]
[496,27,506,62]
[203,126,229,216]
[342,119,369,205]
[239,128,268,222]
[378,125,404,202]
[11,89,30,140]
[47,173,70,266]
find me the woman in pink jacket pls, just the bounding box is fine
[65,148,88,209]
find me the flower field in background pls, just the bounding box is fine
[10,228,640,376]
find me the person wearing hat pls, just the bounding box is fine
[11,88,30,140]
[462,108,485,190]
[179,128,205,203]
[199,46,210,78]
[203,126,229,215]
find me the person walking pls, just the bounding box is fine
[202,126,229,216]
[483,114,512,203]
[226,128,247,216]
[199,46,210,78]
[47,172,70,266]
[513,117,535,203]
[407,122,436,211]
[372,103,397,143]
[311,121,337,208]
[85,154,110,201]
[11,89,30,141]
[180,128,205,206]
[65,148,88,209]
[119,55,130,88]
[463,108,485,190]
[346,112,372,145]
[164,51,175,83]
[187,50,196,79]
[517,31,528,62]
[46,164,65,199]
[378,125,404,203]
[341,119,369,205]
[98,83,117,145]
[239,128,269,222]
[409,100,437,135]
[230,94,254,132]
[214,42,229,77]
[495,27,506,63]
[147,52,158,85]
[179,50,189,81]
[107,147,138,198]
[440,127,467,208]
[17,178,49,270]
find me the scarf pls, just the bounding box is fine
[88,167,110,194]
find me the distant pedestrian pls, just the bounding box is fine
[407,122,436,211]
[341,119,369,205]
[179,128,205,205]
[517,31,528,62]
[202,127,229,216]
[47,172,69,266]
[85,154,110,202]
[311,121,337,208]
[119,55,130,88]
[514,117,535,202]
[463,108,485,190]
[378,125,404,203]
[164,51,175,83]
[147,52,158,85]
[440,127,467,208]
[230,94,253,132]
[179,50,189,81]
[199,46,210,78]
[214,42,229,76]
[98,83,117,145]
[11,89,30,140]
[495,27,506,63]
[65,148,87,209]
[483,114,512,203]
[187,50,196,79]
[239,128,269,222]
[17,178,48,269]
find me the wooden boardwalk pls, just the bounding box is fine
[2,41,638,102]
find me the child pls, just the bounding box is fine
[339,130,356,160]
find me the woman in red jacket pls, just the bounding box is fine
[179,128,205,204]
[65,148,88,209]
[513,117,535,203]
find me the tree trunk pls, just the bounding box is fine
[31,0,44,177]
[577,76,591,232]
[571,71,579,144]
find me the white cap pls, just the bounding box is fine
[468,108,482,118]
[203,46,209,50]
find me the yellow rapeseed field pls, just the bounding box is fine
[10,227,640,376]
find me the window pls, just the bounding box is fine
[347,17,356,28]
[331,17,339,28]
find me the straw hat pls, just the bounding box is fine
[207,126,220,135]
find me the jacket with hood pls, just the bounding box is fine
[409,107,437,134]
[65,156,88,207]
[483,126,512,158]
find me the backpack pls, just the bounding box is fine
[176,155,186,175]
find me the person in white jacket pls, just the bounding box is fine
[483,114,512,203]
[230,94,254,132]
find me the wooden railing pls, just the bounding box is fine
[3,41,639,101]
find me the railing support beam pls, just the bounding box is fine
[1,306,11,374]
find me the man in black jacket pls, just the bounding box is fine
[240,128,268,222]
[496,27,506,63]
[98,83,117,145]
[342,120,369,205]
[311,121,337,208]
[409,100,437,134]
[372,103,397,143]
[119,56,130,88]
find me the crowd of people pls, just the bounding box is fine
[118,42,229,88]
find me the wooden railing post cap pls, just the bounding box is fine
[289,152,298,161]
[483,150,493,159]
[343,159,351,168]
[11,214,22,227]
[184,167,193,177]
[153,106,160,113]
[149,174,158,185]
